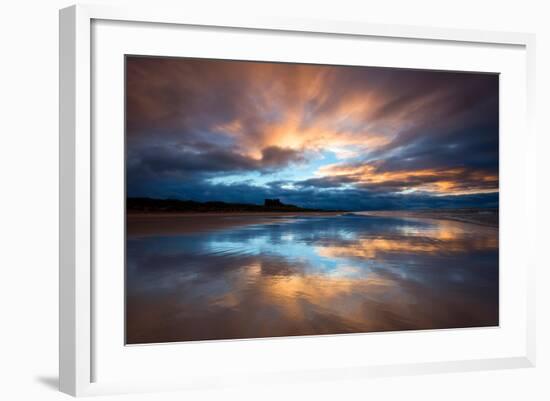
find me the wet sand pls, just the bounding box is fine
[127,211,345,238]
[126,213,499,344]
[357,209,498,228]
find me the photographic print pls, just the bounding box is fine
[125,56,499,344]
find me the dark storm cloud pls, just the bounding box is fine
[368,76,499,173]
[260,146,305,167]
[127,176,498,211]
[128,143,307,180]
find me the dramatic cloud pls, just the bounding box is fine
[313,163,498,195]
[126,56,499,210]
[260,146,305,168]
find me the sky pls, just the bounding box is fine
[126,56,499,211]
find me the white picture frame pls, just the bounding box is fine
[59,3,536,397]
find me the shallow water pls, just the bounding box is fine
[126,214,498,344]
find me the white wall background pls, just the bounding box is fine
[0,0,547,399]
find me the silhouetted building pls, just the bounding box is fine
[264,198,284,207]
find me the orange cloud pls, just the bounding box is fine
[317,163,498,195]
[213,89,392,161]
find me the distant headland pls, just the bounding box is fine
[127,197,345,213]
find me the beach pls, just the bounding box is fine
[127,211,345,237]
[126,211,499,344]
[357,209,498,228]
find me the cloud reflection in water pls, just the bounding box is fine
[126,215,498,344]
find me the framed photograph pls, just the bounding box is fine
[59,4,536,396]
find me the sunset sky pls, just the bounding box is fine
[126,56,499,210]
